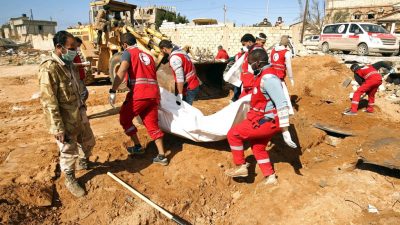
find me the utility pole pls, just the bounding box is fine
[266,0,270,19]
[300,0,309,44]
[223,4,227,24]
[24,9,35,43]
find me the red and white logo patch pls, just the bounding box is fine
[273,53,279,62]
[139,53,151,65]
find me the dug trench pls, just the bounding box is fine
[0,56,399,224]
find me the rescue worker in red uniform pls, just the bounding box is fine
[270,35,295,115]
[343,64,383,115]
[159,40,200,105]
[270,35,294,86]
[239,33,264,99]
[109,33,168,165]
[73,37,91,102]
[215,45,229,61]
[225,49,298,185]
[255,33,267,51]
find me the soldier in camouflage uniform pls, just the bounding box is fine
[38,31,95,197]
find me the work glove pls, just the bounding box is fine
[109,93,116,108]
[290,79,295,87]
[176,94,183,106]
[282,130,297,148]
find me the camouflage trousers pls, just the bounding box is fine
[56,110,95,173]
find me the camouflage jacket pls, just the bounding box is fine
[38,53,85,135]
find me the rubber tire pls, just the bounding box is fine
[357,43,369,56]
[109,52,127,91]
[342,51,351,54]
[322,42,330,53]
[382,53,394,57]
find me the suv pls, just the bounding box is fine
[319,22,399,56]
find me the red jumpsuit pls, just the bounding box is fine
[73,54,86,80]
[270,48,288,80]
[215,49,229,60]
[351,65,382,113]
[239,44,264,99]
[228,67,282,177]
[119,47,164,140]
[169,50,200,96]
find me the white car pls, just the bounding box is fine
[318,22,399,56]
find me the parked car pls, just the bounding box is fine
[318,22,399,56]
[303,35,320,49]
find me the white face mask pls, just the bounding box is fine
[248,64,254,74]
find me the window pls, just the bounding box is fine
[367,13,375,19]
[38,25,43,31]
[353,14,361,20]
[323,24,348,34]
[360,24,389,33]
[323,25,339,34]
[349,24,362,34]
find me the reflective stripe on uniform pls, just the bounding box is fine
[131,78,158,85]
[351,101,359,104]
[272,63,285,70]
[186,70,196,80]
[230,145,244,151]
[257,158,271,164]
[364,71,380,79]
[250,107,274,113]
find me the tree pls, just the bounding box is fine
[307,0,324,34]
[155,11,189,29]
[331,10,350,23]
[297,0,325,34]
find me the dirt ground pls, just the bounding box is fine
[0,55,399,225]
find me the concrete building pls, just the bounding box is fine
[1,14,57,40]
[134,6,176,25]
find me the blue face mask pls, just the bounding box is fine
[61,47,77,62]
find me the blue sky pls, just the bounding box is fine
[0,0,324,30]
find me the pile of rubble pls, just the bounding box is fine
[0,48,49,66]
[380,73,400,100]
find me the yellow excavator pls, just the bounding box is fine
[67,0,168,84]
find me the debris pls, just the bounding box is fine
[358,137,400,170]
[232,191,241,201]
[31,92,41,100]
[314,123,354,137]
[342,78,352,88]
[217,163,224,168]
[367,204,379,213]
[324,135,342,147]
[11,106,24,111]
[319,180,328,188]
[6,49,15,55]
